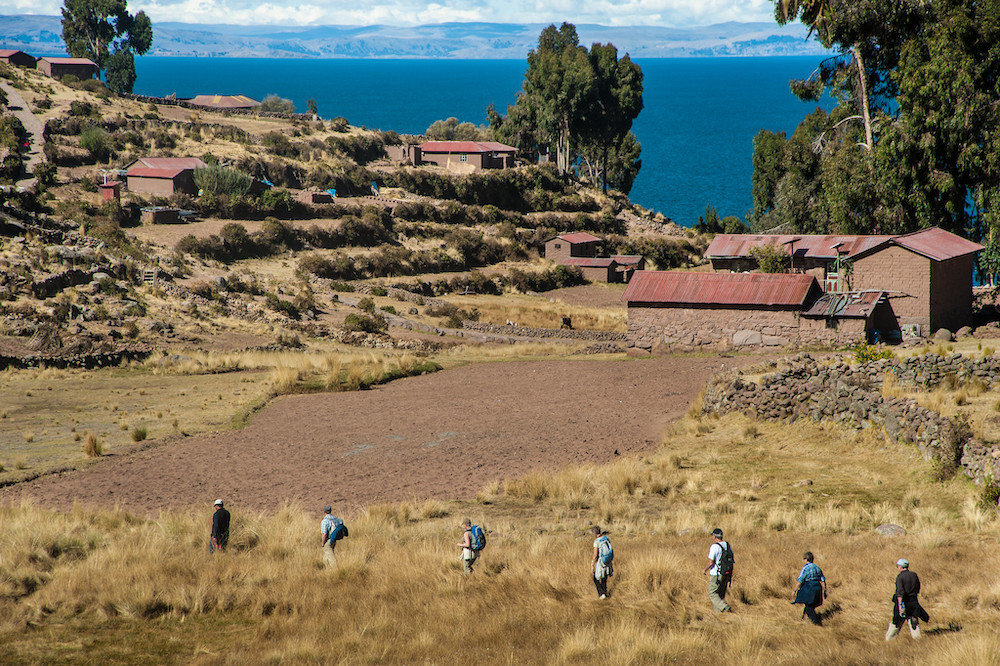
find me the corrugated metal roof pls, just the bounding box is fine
[622,271,818,307]
[127,167,185,179]
[184,94,261,109]
[612,255,643,265]
[706,234,891,260]
[556,232,601,244]
[880,227,983,261]
[39,57,96,66]
[129,157,207,172]
[563,257,616,268]
[419,141,517,154]
[801,291,885,318]
[0,50,28,57]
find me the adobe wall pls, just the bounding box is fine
[127,176,177,197]
[930,255,974,333]
[626,305,864,352]
[544,239,572,262]
[578,265,613,283]
[853,246,930,331]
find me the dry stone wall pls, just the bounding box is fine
[702,352,1000,485]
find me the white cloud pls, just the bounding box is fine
[0,0,777,27]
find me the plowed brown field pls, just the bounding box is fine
[3,356,749,515]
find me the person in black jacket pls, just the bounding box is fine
[886,558,928,639]
[211,499,231,553]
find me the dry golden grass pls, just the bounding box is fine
[447,292,627,332]
[3,405,1000,664]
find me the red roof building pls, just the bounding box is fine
[0,50,36,67]
[408,140,517,172]
[125,157,208,196]
[36,56,97,80]
[183,95,261,109]
[623,271,821,308]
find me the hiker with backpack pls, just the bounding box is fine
[791,551,827,625]
[320,505,348,567]
[589,525,614,599]
[702,528,734,612]
[458,518,485,573]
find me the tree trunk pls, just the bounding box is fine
[853,47,873,151]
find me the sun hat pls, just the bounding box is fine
[324,505,332,513]
[896,558,909,568]
[214,499,224,506]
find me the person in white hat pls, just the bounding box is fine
[320,505,346,567]
[210,499,230,553]
[886,558,928,639]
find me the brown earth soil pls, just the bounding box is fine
[2,356,753,516]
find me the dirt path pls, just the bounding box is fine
[0,80,44,190]
[2,356,752,515]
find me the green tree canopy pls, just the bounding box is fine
[61,0,152,94]
[490,23,644,194]
[755,0,999,240]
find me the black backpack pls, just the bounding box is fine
[717,542,735,576]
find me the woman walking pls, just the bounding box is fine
[792,551,827,625]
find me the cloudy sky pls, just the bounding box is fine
[0,0,777,27]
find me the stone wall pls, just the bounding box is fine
[626,306,865,353]
[702,352,1000,485]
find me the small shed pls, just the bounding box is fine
[612,255,645,282]
[98,181,121,202]
[0,50,36,68]
[125,157,207,196]
[800,291,899,343]
[563,257,618,283]
[140,207,181,225]
[36,57,98,80]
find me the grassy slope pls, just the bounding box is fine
[3,395,1000,664]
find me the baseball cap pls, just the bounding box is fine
[324,505,332,513]
[896,558,908,567]
[711,528,724,538]
[214,499,224,506]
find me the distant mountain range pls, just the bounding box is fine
[0,15,827,59]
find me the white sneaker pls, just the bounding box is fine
[910,623,921,639]
[599,594,607,599]
[885,624,900,641]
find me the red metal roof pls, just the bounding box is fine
[131,157,207,170]
[127,167,186,179]
[870,227,984,261]
[0,50,30,57]
[706,234,890,260]
[612,255,643,266]
[563,257,616,268]
[622,271,819,307]
[39,57,96,66]
[184,94,261,109]
[419,141,517,154]
[802,291,885,318]
[556,232,601,244]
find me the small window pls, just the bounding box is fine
[554,243,561,249]
[459,153,468,162]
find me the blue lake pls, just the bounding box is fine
[134,57,832,226]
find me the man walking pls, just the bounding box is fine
[590,525,613,599]
[886,558,928,639]
[458,518,477,574]
[702,528,734,612]
[320,505,344,567]
[210,499,230,553]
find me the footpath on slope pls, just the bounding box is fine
[0,80,44,190]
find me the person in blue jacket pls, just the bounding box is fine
[792,551,827,625]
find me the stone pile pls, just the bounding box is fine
[703,352,1000,485]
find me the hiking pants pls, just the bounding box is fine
[803,604,821,625]
[322,540,336,567]
[593,575,608,598]
[709,574,732,612]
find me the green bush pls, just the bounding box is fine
[79,127,110,161]
[343,312,388,334]
[194,164,252,197]
[329,116,349,132]
[259,95,295,114]
[853,340,895,363]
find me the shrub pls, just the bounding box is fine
[259,94,296,114]
[371,286,388,297]
[265,293,300,319]
[853,340,894,363]
[84,433,102,457]
[69,100,95,117]
[343,312,387,334]
[130,427,147,443]
[194,164,252,197]
[329,116,349,132]
[79,127,110,161]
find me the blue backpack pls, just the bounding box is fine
[597,535,614,565]
[470,524,486,552]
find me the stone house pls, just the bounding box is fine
[545,234,645,283]
[850,227,983,335]
[125,157,208,196]
[545,232,601,263]
[181,94,261,110]
[620,271,891,351]
[0,50,36,68]
[36,57,98,80]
